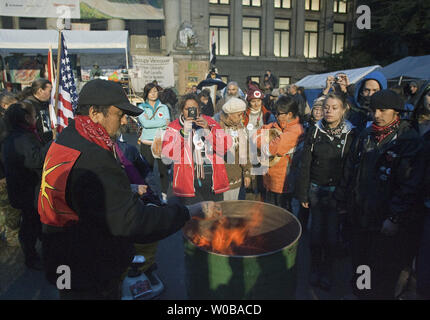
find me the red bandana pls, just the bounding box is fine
[74,115,114,152]
[371,117,400,144]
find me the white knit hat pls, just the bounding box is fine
[222,97,246,114]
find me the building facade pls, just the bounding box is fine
[0,0,357,91]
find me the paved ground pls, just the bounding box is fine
[0,132,417,300]
[0,199,354,300]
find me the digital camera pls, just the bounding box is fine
[188,107,197,120]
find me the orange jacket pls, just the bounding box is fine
[257,118,303,194]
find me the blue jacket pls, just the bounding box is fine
[137,100,171,141]
[353,70,388,108]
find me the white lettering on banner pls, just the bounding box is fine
[130,56,175,90]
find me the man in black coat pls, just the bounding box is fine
[334,90,425,299]
[26,79,53,145]
[38,79,220,299]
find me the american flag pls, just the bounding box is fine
[49,33,78,133]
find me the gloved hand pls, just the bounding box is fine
[187,201,223,220]
[381,218,399,236]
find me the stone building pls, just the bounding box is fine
[0,0,357,91]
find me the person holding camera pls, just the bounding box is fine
[322,73,351,97]
[161,93,232,205]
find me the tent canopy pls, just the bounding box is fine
[295,65,382,89]
[380,55,430,80]
[0,29,129,55]
[295,65,381,108]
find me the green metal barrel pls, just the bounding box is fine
[183,200,302,300]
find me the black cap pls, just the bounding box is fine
[78,79,142,116]
[370,89,404,112]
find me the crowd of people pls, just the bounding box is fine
[0,67,429,300]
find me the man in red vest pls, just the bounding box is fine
[38,79,220,299]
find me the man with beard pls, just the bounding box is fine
[215,81,244,114]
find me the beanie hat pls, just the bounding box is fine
[246,87,264,102]
[370,89,404,112]
[222,97,247,114]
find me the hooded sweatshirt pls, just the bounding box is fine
[348,71,387,131]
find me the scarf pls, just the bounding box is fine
[19,122,42,143]
[179,115,205,180]
[321,119,345,139]
[371,117,400,144]
[74,115,114,152]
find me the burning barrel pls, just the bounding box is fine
[183,200,302,299]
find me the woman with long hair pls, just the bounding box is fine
[296,93,356,291]
[137,82,171,202]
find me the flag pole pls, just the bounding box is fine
[53,30,62,140]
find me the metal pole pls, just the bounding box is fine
[53,30,62,140]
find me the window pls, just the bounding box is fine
[220,75,229,84]
[304,21,318,58]
[210,15,229,55]
[305,0,320,11]
[242,17,260,56]
[251,76,261,85]
[333,0,347,13]
[209,0,230,4]
[242,0,261,7]
[279,77,291,88]
[274,0,291,8]
[274,19,290,57]
[332,22,345,54]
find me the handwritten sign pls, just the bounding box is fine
[130,56,174,91]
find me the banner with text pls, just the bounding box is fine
[130,56,174,92]
[0,0,80,18]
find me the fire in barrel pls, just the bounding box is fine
[183,200,302,299]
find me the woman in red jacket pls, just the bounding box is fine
[161,94,232,205]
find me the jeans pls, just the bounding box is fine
[308,183,338,276]
[264,191,292,211]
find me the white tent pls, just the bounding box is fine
[295,65,382,89]
[0,29,129,68]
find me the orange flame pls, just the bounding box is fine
[191,212,263,255]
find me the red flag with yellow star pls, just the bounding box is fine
[38,143,81,227]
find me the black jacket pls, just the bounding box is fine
[1,127,50,210]
[41,120,190,289]
[334,120,425,231]
[296,120,356,203]
[26,95,53,145]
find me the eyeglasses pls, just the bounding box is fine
[276,112,288,117]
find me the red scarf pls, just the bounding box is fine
[19,123,42,143]
[371,117,400,143]
[74,115,114,152]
